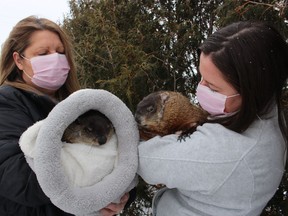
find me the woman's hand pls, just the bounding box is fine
[99,193,129,216]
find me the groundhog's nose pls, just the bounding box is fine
[135,114,143,124]
[135,114,139,122]
[98,136,107,145]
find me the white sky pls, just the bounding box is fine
[0,0,70,49]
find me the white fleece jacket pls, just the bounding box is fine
[138,106,286,216]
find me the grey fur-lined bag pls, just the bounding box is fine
[19,89,139,216]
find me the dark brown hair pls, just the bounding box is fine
[199,21,288,142]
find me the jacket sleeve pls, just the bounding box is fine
[0,91,51,207]
[137,124,252,193]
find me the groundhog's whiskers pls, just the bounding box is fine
[87,143,95,154]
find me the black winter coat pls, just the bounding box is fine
[0,85,73,216]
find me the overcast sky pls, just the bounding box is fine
[0,0,70,49]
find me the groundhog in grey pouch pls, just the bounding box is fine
[62,110,115,146]
[135,91,208,141]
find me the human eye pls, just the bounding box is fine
[38,52,48,56]
[208,88,217,93]
[207,84,217,93]
[57,46,65,54]
[57,50,65,55]
[37,49,49,56]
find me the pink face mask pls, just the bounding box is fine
[22,53,70,90]
[196,84,239,116]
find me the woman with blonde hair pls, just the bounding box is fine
[0,16,130,216]
[0,15,80,99]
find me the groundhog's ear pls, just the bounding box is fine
[160,92,170,104]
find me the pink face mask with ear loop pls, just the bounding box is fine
[196,84,240,116]
[21,53,70,90]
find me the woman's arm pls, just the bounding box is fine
[137,125,249,192]
[0,91,51,206]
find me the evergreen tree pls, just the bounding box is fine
[63,0,223,110]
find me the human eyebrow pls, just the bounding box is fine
[199,76,213,86]
[198,69,221,90]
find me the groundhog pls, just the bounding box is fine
[135,91,208,141]
[62,110,115,146]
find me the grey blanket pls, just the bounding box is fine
[22,89,139,216]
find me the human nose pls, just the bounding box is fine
[199,78,208,86]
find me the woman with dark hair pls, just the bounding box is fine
[138,21,288,216]
[0,16,130,216]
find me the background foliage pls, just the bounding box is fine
[62,0,288,215]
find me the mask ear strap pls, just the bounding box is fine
[20,54,30,61]
[227,93,240,98]
[22,70,32,79]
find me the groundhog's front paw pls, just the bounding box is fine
[177,133,190,142]
[177,125,198,142]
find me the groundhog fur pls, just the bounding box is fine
[62,110,115,146]
[135,91,208,141]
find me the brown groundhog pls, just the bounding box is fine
[62,110,115,146]
[135,91,208,140]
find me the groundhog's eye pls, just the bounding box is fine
[146,105,154,113]
[84,127,93,133]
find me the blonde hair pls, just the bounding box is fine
[0,16,80,100]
